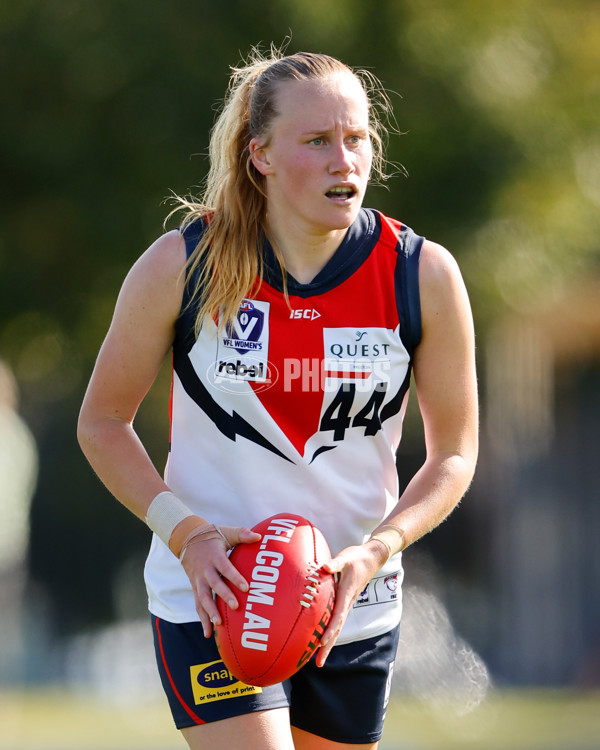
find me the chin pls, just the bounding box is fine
[320,202,362,231]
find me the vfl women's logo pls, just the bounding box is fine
[224,300,265,354]
[212,299,272,387]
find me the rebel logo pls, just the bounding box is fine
[218,360,266,380]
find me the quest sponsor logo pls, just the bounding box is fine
[324,327,398,363]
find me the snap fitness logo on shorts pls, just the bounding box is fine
[190,659,262,705]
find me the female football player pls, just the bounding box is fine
[78,48,478,750]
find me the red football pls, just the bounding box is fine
[214,513,336,687]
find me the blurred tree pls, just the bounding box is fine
[0,0,597,635]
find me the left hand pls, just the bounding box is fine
[180,524,261,638]
[316,539,388,667]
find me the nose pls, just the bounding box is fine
[329,142,354,175]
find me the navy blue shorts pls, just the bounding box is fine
[151,615,399,744]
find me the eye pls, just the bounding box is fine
[346,134,365,147]
[309,137,324,146]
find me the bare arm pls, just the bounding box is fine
[77,230,259,634]
[378,238,479,544]
[318,239,478,664]
[77,230,186,518]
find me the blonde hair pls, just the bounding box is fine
[171,46,395,335]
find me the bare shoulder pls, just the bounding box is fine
[125,229,187,292]
[116,229,187,322]
[419,239,464,291]
[418,239,472,326]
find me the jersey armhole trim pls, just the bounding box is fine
[394,226,423,359]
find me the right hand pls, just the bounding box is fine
[180,525,261,637]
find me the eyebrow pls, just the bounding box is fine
[300,125,368,135]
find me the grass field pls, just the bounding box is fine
[1,688,599,750]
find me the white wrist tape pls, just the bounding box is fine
[145,491,194,547]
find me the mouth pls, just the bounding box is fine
[325,185,357,202]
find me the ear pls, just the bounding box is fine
[249,138,273,176]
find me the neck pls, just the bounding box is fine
[264,215,349,285]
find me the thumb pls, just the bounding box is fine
[323,554,346,576]
[323,544,359,575]
[220,525,262,547]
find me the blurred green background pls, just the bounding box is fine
[1,0,599,748]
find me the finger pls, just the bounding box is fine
[316,640,333,667]
[322,550,351,576]
[217,550,255,593]
[238,527,262,543]
[316,614,345,667]
[198,581,234,635]
[193,588,215,638]
[220,525,262,548]
[200,612,213,639]
[316,571,356,666]
[322,559,338,575]
[207,570,241,611]
[183,537,249,594]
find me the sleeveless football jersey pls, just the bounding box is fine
[144,208,423,644]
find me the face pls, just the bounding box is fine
[250,72,373,238]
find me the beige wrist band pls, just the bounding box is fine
[145,491,194,548]
[369,524,406,561]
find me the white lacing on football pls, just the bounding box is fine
[299,566,322,608]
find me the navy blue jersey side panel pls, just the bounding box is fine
[175,220,208,355]
[394,226,423,359]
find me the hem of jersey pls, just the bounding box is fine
[148,602,201,624]
[334,613,402,647]
[146,605,402,644]
[147,561,404,629]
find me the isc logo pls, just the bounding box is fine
[289,308,321,321]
